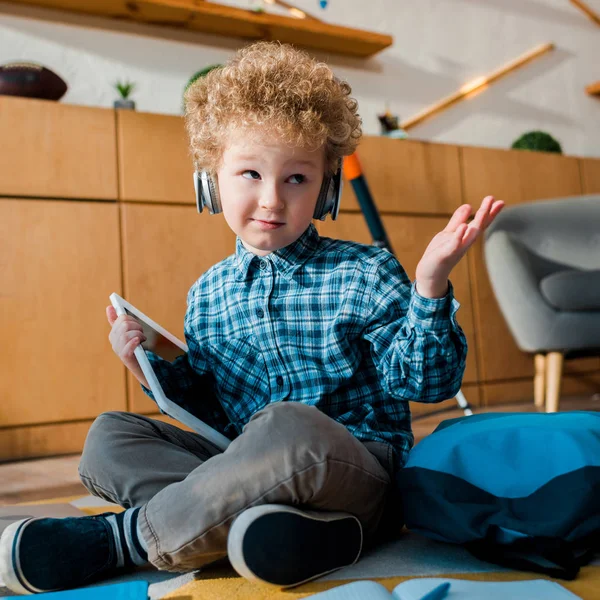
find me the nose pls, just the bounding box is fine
[259,182,285,212]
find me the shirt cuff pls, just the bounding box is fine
[406,280,460,332]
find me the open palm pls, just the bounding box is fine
[416,195,505,288]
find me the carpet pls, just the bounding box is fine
[1,496,598,599]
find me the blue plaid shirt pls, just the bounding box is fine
[145,223,467,467]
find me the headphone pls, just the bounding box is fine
[193,160,343,221]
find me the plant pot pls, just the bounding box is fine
[114,99,135,110]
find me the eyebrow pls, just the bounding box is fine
[233,155,320,169]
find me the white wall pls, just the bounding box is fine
[1,0,599,157]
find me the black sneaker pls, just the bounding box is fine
[0,513,117,595]
[227,504,363,587]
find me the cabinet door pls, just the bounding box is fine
[581,158,600,194]
[461,146,595,386]
[341,137,463,214]
[117,111,194,204]
[120,203,235,413]
[0,199,125,429]
[0,97,117,200]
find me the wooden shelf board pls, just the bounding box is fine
[586,81,600,96]
[6,0,393,57]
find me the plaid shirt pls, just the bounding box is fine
[145,223,467,467]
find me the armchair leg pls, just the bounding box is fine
[545,352,564,413]
[534,354,546,409]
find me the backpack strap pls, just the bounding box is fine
[466,531,600,581]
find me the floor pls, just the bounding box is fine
[2,395,599,505]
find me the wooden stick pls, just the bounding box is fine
[401,43,555,131]
[569,0,600,27]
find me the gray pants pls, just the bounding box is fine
[78,402,394,572]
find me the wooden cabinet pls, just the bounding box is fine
[461,146,582,207]
[2,98,598,458]
[0,97,118,200]
[117,111,195,205]
[581,158,600,193]
[341,138,463,214]
[0,199,125,428]
[120,203,236,413]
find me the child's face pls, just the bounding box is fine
[216,132,326,256]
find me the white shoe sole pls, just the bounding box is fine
[227,504,362,588]
[0,518,39,595]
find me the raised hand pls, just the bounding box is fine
[415,195,504,298]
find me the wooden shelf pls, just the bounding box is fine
[7,0,393,58]
[586,81,600,96]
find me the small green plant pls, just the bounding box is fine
[511,131,562,154]
[114,80,136,100]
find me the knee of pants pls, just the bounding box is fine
[246,402,348,457]
[78,411,143,488]
[244,402,387,483]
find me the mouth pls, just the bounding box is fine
[253,219,285,227]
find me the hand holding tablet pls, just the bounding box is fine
[108,293,231,452]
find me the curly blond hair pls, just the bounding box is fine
[184,41,362,174]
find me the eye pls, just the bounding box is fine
[288,174,306,184]
[242,170,261,180]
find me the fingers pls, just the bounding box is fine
[444,204,471,233]
[455,223,468,240]
[473,196,505,231]
[106,305,116,324]
[108,314,146,353]
[470,195,494,229]
[122,334,146,359]
[487,200,505,226]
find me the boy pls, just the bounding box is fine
[0,42,503,594]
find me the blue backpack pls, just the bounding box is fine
[396,411,600,580]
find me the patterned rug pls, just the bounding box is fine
[1,496,599,599]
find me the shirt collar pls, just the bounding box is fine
[235,223,320,281]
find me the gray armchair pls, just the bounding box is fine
[483,195,600,412]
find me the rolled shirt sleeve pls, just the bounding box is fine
[362,254,467,402]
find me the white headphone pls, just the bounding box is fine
[193,160,343,221]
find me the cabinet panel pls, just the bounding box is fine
[461,146,582,208]
[341,138,462,215]
[0,97,117,200]
[462,147,583,382]
[319,214,479,384]
[581,158,600,193]
[0,199,125,427]
[0,421,93,462]
[117,111,194,204]
[120,204,236,412]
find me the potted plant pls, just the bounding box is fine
[114,80,136,110]
[511,131,562,154]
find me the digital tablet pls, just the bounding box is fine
[109,293,231,452]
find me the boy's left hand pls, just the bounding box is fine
[415,195,504,298]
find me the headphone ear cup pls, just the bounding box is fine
[313,175,331,221]
[194,172,203,213]
[329,165,343,221]
[313,161,343,221]
[199,171,222,215]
